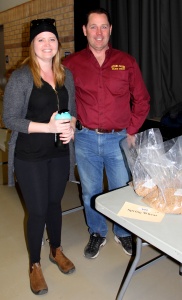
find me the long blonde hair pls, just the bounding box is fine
[22,41,65,88]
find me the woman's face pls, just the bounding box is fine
[33,31,58,62]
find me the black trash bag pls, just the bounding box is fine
[160,102,182,128]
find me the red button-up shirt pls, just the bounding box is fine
[63,45,150,135]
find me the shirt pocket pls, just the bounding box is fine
[106,69,129,95]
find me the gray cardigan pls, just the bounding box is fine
[3,65,76,186]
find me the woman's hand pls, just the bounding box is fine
[47,112,63,133]
[28,113,76,138]
[56,116,76,144]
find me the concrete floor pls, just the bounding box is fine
[1,181,182,300]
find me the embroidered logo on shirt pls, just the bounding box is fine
[111,65,125,70]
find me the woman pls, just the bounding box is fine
[3,18,76,295]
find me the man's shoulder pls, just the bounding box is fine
[111,48,136,62]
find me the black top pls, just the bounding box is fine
[15,80,69,160]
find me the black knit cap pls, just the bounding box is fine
[30,18,59,43]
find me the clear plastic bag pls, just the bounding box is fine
[121,128,163,197]
[140,135,182,213]
[121,128,182,213]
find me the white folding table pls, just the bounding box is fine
[96,185,182,299]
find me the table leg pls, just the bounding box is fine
[179,263,182,276]
[116,237,142,300]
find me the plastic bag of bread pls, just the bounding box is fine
[120,128,163,197]
[143,186,182,214]
[140,135,182,213]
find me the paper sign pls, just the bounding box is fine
[117,202,165,222]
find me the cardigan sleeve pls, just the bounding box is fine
[64,67,76,118]
[64,67,77,182]
[3,66,33,133]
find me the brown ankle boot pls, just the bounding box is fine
[49,246,75,274]
[29,263,48,295]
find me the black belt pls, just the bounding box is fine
[83,126,123,133]
[76,120,123,133]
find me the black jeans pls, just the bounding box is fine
[14,156,69,263]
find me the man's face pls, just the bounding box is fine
[82,13,112,52]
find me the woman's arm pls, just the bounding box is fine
[3,67,32,133]
[28,113,76,135]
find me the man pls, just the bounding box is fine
[63,8,150,259]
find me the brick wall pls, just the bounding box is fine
[0,0,74,77]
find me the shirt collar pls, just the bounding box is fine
[86,43,113,58]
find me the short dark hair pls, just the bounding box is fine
[83,8,112,26]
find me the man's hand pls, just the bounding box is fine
[126,134,136,148]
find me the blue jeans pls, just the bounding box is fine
[75,128,131,238]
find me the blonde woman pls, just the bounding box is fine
[3,18,76,295]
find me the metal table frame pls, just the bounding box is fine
[96,186,182,299]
